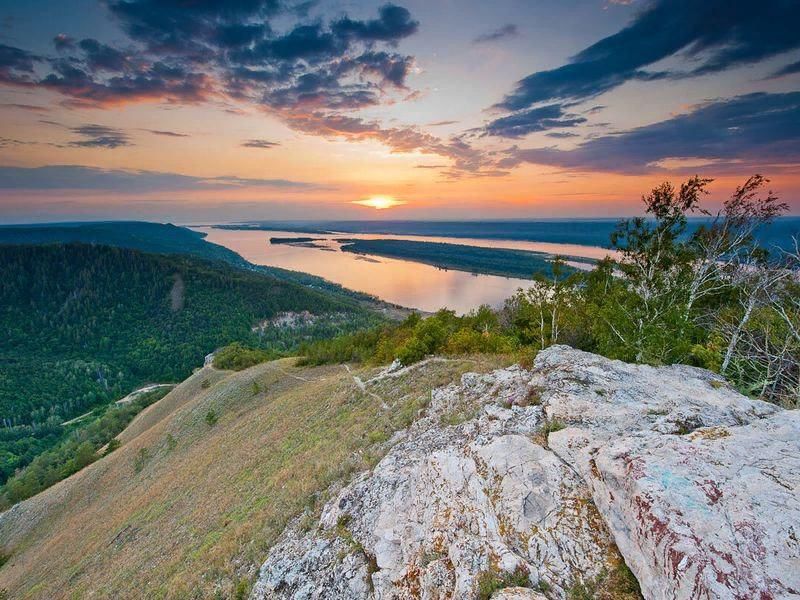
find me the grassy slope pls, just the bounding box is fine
[340,239,577,279]
[0,355,510,599]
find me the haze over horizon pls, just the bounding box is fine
[1,0,799,223]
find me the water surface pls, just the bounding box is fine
[197,227,611,313]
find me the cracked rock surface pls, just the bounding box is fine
[252,346,799,600]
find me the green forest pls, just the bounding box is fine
[0,243,379,488]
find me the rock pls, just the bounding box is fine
[535,347,799,599]
[254,365,616,599]
[491,589,547,600]
[253,347,800,600]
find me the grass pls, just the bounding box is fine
[476,565,531,600]
[0,356,503,599]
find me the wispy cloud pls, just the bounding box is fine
[499,92,800,174]
[242,138,280,148]
[0,165,321,191]
[473,24,519,44]
[143,129,189,137]
[68,124,131,148]
[494,0,800,112]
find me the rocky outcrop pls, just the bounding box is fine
[253,347,800,600]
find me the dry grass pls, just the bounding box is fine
[0,356,503,599]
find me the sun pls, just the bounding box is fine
[353,195,406,210]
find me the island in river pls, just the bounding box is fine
[338,238,587,279]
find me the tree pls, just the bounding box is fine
[607,177,711,362]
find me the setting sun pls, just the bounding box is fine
[353,196,406,210]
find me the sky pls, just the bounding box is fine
[0,0,799,223]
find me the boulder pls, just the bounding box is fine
[253,347,800,599]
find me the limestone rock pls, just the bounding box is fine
[253,347,800,600]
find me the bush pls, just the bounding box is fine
[213,343,272,371]
[205,410,218,426]
[104,438,121,455]
[476,565,530,600]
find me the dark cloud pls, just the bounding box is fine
[291,0,318,18]
[0,164,319,191]
[39,59,214,106]
[499,92,800,174]
[484,103,587,138]
[0,137,28,148]
[473,24,519,44]
[69,124,132,148]
[106,0,282,55]
[10,3,420,117]
[242,138,280,148]
[332,4,419,44]
[496,0,800,111]
[53,34,76,52]
[771,59,800,78]
[0,103,48,112]
[144,129,189,137]
[427,120,458,127]
[0,3,500,175]
[0,44,39,84]
[545,132,580,138]
[78,38,134,72]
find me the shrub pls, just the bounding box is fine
[213,343,272,371]
[133,447,149,473]
[476,565,530,600]
[205,410,218,426]
[105,439,121,455]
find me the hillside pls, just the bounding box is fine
[0,221,244,264]
[0,355,506,599]
[1,348,797,599]
[0,221,390,304]
[0,243,378,487]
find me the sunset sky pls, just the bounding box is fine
[1,0,799,222]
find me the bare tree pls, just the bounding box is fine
[687,175,788,316]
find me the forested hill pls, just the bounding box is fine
[0,221,243,264]
[0,221,381,303]
[0,243,377,484]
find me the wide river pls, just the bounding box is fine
[195,227,612,314]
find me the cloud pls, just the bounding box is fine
[0,164,319,191]
[6,2,420,120]
[0,3,499,177]
[68,124,132,148]
[499,92,800,174]
[771,59,800,78]
[285,112,498,174]
[0,103,48,112]
[426,120,458,127]
[78,38,135,72]
[483,103,587,138]
[0,43,39,84]
[545,132,580,138]
[473,24,519,44]
[495,0,800,111]
[242,138,280,148]
[144,129,189,137]
[331,4,419,44]
[53,34,76,52]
